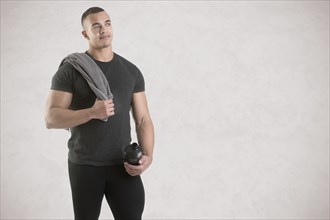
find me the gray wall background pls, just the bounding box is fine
[1,1,329,219]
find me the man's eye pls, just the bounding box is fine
[93,25,101,30]
[105,22,111,27]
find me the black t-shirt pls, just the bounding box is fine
[51,52,145,166]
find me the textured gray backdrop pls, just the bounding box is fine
[1,1,329,219]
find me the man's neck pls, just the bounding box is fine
[87,47,114,62]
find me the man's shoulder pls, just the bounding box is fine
[53,61,81,84]
[58,61,76,71]
[114,53,138,70]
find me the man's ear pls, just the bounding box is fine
[82,30,89,40]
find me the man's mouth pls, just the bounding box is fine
[100,35,110,40]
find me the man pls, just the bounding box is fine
[45,7,154,220]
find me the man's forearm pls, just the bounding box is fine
[136,118,154,157]
[45,107,92,129]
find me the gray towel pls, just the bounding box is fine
[60,52,113,121]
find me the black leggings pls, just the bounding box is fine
[68,161,145,220]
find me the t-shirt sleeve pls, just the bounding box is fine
[50,63,74,93]
[133,67,145,93]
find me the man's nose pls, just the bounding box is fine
[99,26,106,34]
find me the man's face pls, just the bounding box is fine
[82,11,113,49]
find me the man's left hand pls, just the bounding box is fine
[124,155,153,176]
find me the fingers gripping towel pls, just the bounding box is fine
[60,52,113,121]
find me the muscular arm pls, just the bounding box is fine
[124,92,154,176]
[45,90,115,129]
[132,92,154,157]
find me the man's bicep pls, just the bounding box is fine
[46,90,73,109]
[132,92,150,123]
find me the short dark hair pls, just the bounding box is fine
[81,7,105,26]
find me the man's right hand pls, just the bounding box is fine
[90,99,115,120]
